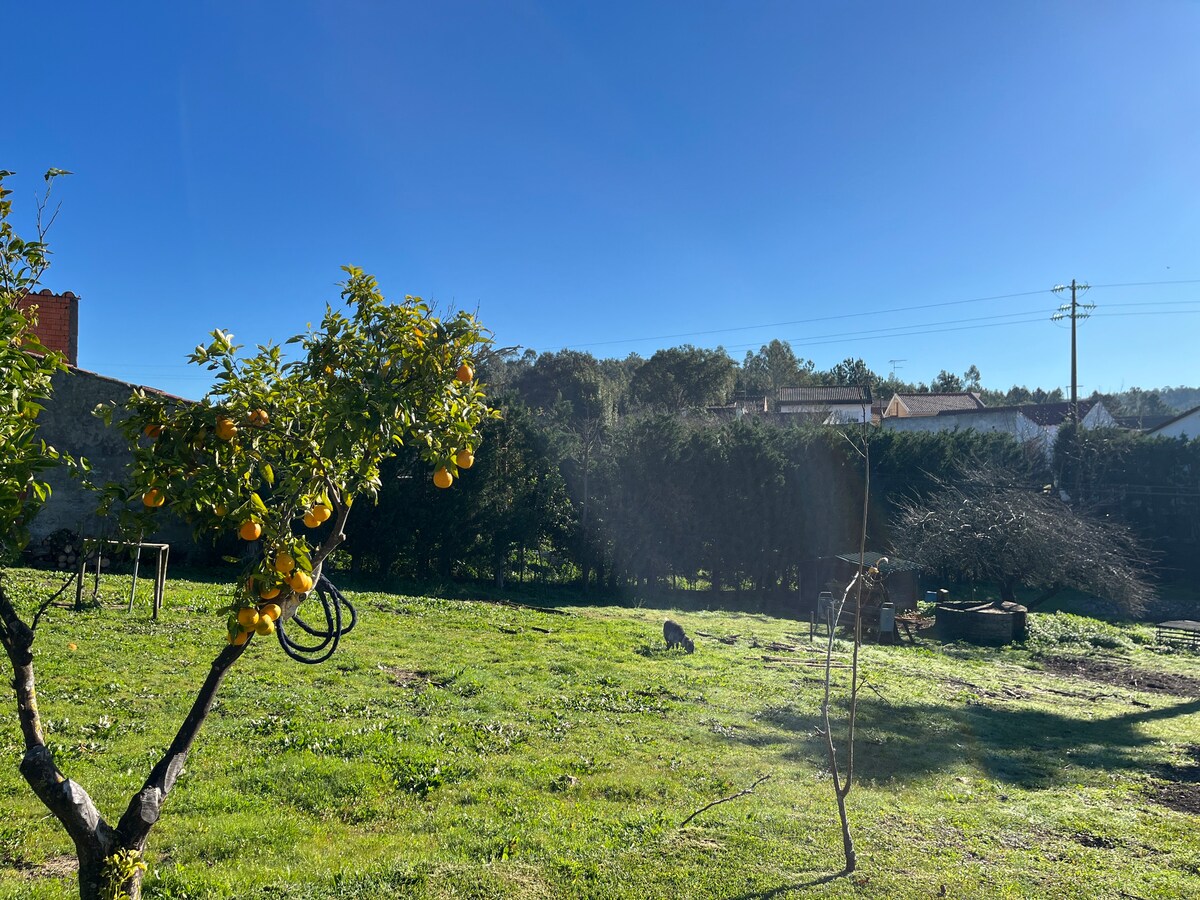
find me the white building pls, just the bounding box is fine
[1147,405,1200,441]
[777,386,872,424]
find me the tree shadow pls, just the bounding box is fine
[725,870,851,899]
[752,695,1200,788]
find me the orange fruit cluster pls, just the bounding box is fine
[302,503,332,528]
[227,600,283,644]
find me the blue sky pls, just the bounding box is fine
[9,1,1199,400]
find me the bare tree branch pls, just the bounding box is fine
[893,463,1154,613]
[680,774,771,827]
[116,641,248,849]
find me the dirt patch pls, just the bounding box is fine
[1071,831,1117,849]
[378,665,431,688]
[1149,781,1200,815]
[1149,745,1200,814]
[6,854,78,879]
[1041,656,1200,697]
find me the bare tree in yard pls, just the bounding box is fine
[0,171,496,899]
[894,464,1154,614]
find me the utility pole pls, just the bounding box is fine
[1051,280,1094,423]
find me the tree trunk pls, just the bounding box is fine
[2,581,247,900]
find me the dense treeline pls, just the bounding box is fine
[341,344,1199,593]
[1054,425,1200,583]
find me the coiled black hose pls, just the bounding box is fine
[276,573,357,664]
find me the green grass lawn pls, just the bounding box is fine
[2,568,1199,899]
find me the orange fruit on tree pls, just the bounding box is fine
[142,488,165,508]
[255,617,276,636]
[259,585,281,601]
[143,424,163,439]
[237,607,261,629]
[273,551,295,574]
[259,603,282,622]
[215,416,238,441]
[287,570,314,594]
[311,504,332,523]
[248,409,269,427]
[433,467,453,489]
[455,449,474,470]
[213,503,228,517]
[228,629,252,646]
[455,363,474,383]
[302,511,321,528]
[239,521,262,541]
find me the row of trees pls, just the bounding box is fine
[338,346,1196,598]
[491,342,1198,419]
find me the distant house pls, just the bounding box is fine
[777,386,872,424]
[883,392,985,418]
[1113,413,1178,433]
[882,399,1117,456]
[1147,405,1200,441]
[706,395,769,419]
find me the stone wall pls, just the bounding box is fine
[31,366,195,552]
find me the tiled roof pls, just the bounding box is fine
[893,392,984,415]
[779,386,872,404]
[934,400,1095,425]
[1017,400,1095,426]
[1113,414,1177,431]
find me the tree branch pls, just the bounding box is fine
[1,581,114,869]
[116,640,248,849]
[680,774,771,827]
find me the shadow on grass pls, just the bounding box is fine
[726,870,851,898]
[752,695,1200,788]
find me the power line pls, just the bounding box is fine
[547,288,1054,350]
[542,277,1200,352]
[1089,279,1200,289]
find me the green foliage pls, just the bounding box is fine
[1025,611,1151,651]
[1055,425,1200,582]
[96,266,496,636]
[101,849,147,900]
[0,169,75,554]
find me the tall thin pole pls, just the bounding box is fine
[1069,279,1078,423]
[1051,280,1092,425]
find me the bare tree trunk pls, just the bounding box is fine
[818,435,868,875]
[1,579,247,900]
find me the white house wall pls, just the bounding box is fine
[1153,408,1200,441]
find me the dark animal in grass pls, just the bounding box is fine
[663,619,695,653]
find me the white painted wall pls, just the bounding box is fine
[1152,407,1200,441]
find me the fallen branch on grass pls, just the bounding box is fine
[680,774,772,827]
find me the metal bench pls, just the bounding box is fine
[1155,620,1200,650]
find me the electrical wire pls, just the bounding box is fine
[546,277,1200,352]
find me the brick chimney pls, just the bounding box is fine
[17,289,79,366]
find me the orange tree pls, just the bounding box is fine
[0,168,74,555]
[4,256,494,899]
